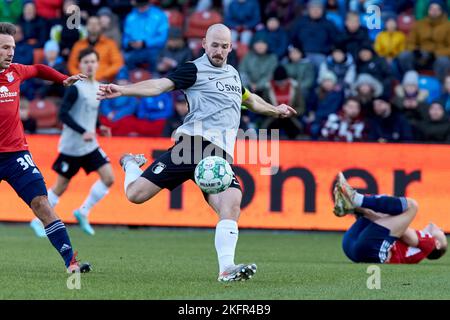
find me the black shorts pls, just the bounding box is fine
[52,148,110,179]
[142,135,241,193]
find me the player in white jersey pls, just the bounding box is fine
[97,24,297,282]
[30,48,114,237]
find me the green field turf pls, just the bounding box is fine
[0,223,449,300]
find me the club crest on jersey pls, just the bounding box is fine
[6,72,14,82]
[152,162,166,174]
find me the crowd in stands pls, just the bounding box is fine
[4,0,450,143]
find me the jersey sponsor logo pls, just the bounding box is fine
[152,162,166,174]
[0,86,18,98]
[6,72,14,82]
[216,81,241,94]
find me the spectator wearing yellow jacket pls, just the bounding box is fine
[68,16,124,82]
[374,17,406,63]
[397,0,450,81]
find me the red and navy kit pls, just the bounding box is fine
[0,63,68,206]
[0,63,67,153]
[388,230,436,264]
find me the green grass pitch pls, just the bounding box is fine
[0,223,449,300]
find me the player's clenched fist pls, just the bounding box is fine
[97,84,123,100]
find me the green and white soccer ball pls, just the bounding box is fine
[194,156,234,194]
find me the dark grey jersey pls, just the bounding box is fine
[167,54,247,160]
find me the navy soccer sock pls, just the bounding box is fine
[361,195,407,215]
[45,220,74,267]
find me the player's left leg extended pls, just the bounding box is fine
[74,163,115,235]
[207,187,257,282]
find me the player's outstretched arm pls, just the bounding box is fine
[242,91,297,118]
[97,78,175,100]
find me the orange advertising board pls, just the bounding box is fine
[1,135,450,232]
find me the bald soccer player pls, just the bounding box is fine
[97,24,297,282]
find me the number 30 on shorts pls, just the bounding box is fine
[16,154,36,171]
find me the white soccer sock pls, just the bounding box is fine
[78,180,110,216]
[124,161,143,194]
[353,192,364,207]
[215,219,239,273]
[47,189,59,208]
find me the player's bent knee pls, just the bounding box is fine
[406,198,418,212]
[102,176,115,187]
[219,203,241,220]
[126,187,148,204]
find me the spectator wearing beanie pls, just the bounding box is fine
[393,70,429,130]
[282,42,316,100]
[261,65,304,139]
[35,40,67,98]
[97,7,122,48]
[398,0,450,82]
[304,69,345,139]
[416,101,450,142]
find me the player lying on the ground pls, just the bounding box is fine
[0,22,91,272]
[97,23,297,282]
[334,172,447,264]
[30,48,114,237]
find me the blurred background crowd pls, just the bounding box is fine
[4,0,450,143]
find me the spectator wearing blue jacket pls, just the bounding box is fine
[253,16,289,60]
[304,69,345,139]
[290,0,339,69]
[137,92,174,122]
[123,0,169,72]
[225,0,262,46]
[100,71,139,122]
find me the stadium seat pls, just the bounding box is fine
[129,68,152,83]
[418,75,442,104]
[184,10,223,39]
[397,13,415,35]
[164,9,184,28]
[326,12,344,31]
[29,98,58,128]
[33,49,44,65]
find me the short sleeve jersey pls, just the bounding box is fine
[166,54,250,160]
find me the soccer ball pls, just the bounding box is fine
[194,156,234,194]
